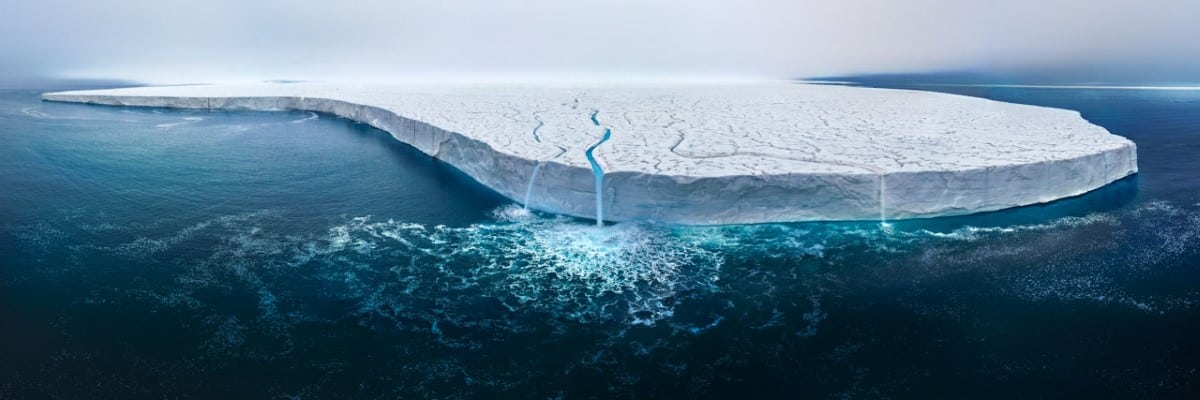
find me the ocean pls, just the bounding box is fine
[1,81,1198,398]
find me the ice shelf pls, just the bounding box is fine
[43,82,1138,225]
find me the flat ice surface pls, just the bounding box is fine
[44,82,1138,224]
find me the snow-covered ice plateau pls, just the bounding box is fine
[44,82,1137,224]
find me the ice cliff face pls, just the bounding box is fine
[43,82,1137,225]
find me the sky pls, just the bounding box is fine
[1,0,1199,84]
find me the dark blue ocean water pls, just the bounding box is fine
[1,82,1198,398]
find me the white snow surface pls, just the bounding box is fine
[43,82,1137,224]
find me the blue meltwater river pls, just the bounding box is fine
[1,82,1198,398]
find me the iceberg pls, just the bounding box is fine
[43,82,1137,225]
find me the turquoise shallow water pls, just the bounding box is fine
[1,83,1198,398]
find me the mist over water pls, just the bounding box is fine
[2,83,1199,397]
[5,1,1200,84]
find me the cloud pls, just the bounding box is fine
[2,0,1198,83]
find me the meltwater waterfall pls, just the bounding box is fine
[523,163,543,211]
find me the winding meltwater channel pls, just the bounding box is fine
[585,110,612,226]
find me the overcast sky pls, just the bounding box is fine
[2,0,1198,84]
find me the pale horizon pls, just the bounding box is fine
[3,0,1199,84]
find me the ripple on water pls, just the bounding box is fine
[6,200,1200,365]
[303,206,725,326]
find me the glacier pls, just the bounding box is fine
[42,82,1138,225]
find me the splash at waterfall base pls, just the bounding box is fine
[43,82,1138,225]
